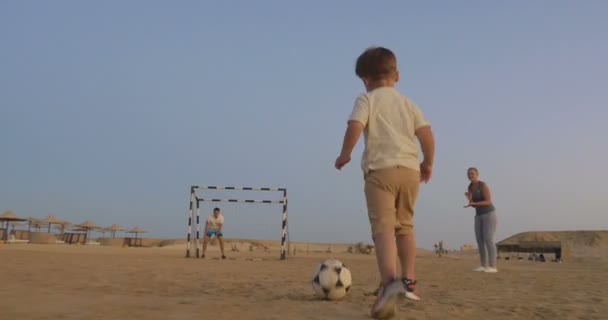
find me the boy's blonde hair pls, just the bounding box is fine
[355,47,398,80]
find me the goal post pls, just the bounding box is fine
[185,185,289,260]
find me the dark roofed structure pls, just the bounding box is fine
[497,232,571,262]
[497,241,567,261]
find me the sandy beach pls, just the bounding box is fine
[2,2,607,320]
[1,241,607,320]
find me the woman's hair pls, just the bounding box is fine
[467,167,479,174]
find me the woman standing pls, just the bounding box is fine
[464,167,498,273]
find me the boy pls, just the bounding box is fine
[202,207,226,259]
[335,47,435,319]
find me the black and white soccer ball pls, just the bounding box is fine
[311,259,352,300]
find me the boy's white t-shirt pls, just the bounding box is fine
[348,87,430,173]
[206,214,224,229]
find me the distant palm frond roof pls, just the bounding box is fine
[107,224,124,231]
[76,220,101,229]
[40,215,70,225]
[0,210,28,221]
[127,226,146,233]
[53,224,72,230]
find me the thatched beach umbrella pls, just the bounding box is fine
[106,224,124,238]
[27,217,47,232]
[0,210,28,241]
[8,221,26,231]
[75,220,101,243]
[8,221,25,227]
[39,215,70,233]
[126,226,146,239]
[53,221,73,234]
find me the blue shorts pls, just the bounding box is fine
[206,229,223,238]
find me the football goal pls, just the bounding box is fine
[185,185,289,260]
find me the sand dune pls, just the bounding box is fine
[1,240,607,320]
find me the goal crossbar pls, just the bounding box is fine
[193,185,286,192]
[197,198,284,204]
[186,185,289,260]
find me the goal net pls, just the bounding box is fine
[185,185,289,260]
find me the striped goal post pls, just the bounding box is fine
[186,185,289,260]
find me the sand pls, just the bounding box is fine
[1,241,607,320]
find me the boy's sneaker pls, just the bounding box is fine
[402,278,421,301]
[484,267,498,273]
[473,266,487,272]
[371,279,406,319]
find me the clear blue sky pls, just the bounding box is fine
[1,1,607,249]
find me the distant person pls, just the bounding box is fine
[335,46,435,318]
[464,167,498,273]
[202,207,226,259]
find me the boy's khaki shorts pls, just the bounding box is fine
[364,166,420,237]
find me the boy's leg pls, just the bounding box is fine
[364,170,399,284]
[364,169,405,318]
[394,167,420,280]
[397,232,420,301]
[396,234,416,279]
[373,233,398,284]
[394,167,421,300]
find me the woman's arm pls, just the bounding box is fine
[463,185,473,208]
[465,191,472,202]
[470,182,492,207]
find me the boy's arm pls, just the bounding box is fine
[339,120,364,158]
[336,95,369,170]
[409,99,434,168]
[415,125,435,166]
[335,120,364,170]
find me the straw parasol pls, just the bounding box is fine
[75,220,101,242]
[99,227,109,238]
[106,224,124,238]
[0,210,28,241]
[8,221,26,228]
[126,226,147,239]
[8,221,26,232]
[27,217,47,232]
[53,221,73,234]
[39,215,70,233]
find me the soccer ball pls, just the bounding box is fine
[311,259,352,300]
